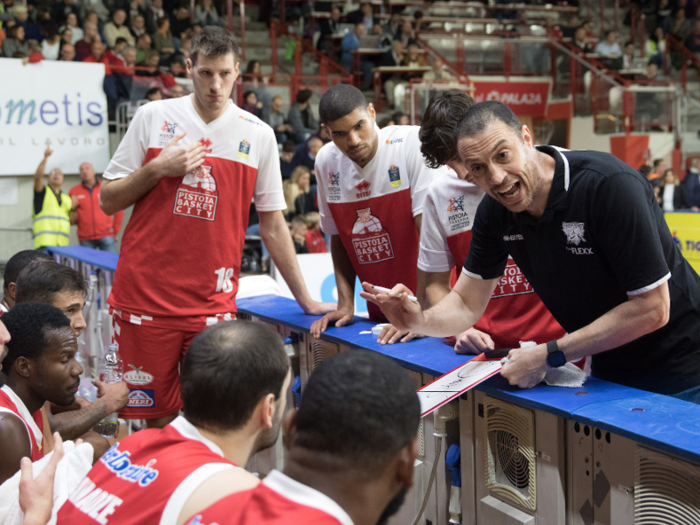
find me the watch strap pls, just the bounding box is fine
[546,340,567,368]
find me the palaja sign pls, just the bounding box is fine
[471,80,551,117]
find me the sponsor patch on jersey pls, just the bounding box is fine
[447,195,470,232]
[238,139,250,159]
[159,120,179,145]
[328,172,341,201]
[355,180,371,199]
[199,137,213,154]
[329,172,340,186]
[238,115,262,126]
[386,138,404,145]
[388,165,401,188]
[127,389,155,408]
[124,365,154,386]
[161,121,178,134]
[351,207,394,264]
[173,165,219,221]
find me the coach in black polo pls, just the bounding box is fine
[360,101,700,402]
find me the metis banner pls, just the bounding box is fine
[0,59,110,175]
[471,79,552,117]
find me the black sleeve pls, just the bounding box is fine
[34,188,46,216]
[463,197,509,280]
[593,173,670,294]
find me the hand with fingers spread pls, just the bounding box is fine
[19,432,65,525]
[454,327,495,355]
[376,324,419,345]
[359,282,424,333]
[152,131,207,178]
[310,309,354,339]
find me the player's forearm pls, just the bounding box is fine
[47,400,111,440]
[260,211,315,309]
[330,235,356,311]
[100,162,162,215]
[558,283,670,362]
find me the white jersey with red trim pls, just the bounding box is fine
[185,470,354,525]
[418,170,566,349]
[56,416,237,525]
[103,95,285,329]
[315,125,445,321]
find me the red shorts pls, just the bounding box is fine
[113,314,202,420]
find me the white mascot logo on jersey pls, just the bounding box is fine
[562,222,586,246]
[173,165,219,221]
[351,207,394,264]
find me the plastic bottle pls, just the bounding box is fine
[93,343,123,438]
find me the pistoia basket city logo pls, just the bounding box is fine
[562,222,586,245]
[351,207,394,264]
[173,165,219,221]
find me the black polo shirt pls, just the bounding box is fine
[464,146,700,395]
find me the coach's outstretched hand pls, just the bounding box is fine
[310,309,354,339]
[154,131,206,178]
[360,282,425,333]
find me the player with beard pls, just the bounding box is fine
[0,304,83,484]
[55,321,291,525]
[185,350,420,525]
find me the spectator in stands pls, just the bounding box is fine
[305,212,327,253]
[1,251,52,314]
[59,42,75,60]
[294,167,318,216]
[646,26,666,66]
[136,48,161,74]
[145,0,165,34]
[146,86,163,100]
[82,2,110,23]
[650,157,666,183]
[153,16,175,60]
[130,13,146,39]
[686,19,700,54]
[573,25,594,53]
[289,215,309,253]
[317,5,341,54]
[382,10,403,39]
[170,83,184,98]
[10,4,38,42]
[135,32,151,63]
[242,91,264,119]
[60,27,73,47]
[50,0,80,30]
[1,24,27,57]
[288,88,319,143]
[595,30,622,56]
[621,40,635,68]
[171,6,191,38]
[423,57,454,81]
[75,20,101,61]
[561,13,581,39]
[280,139,296,180]
[340,23,373,89]
[195,0,220,27]
[660,168,689,210]
[293,136,324,176]
[32,147,71,252]
[104,8,134,47]
[284,166,310,217]
[656,0,672,27]
[84,40,112,73]
[684,159,700,208]
[347,2,376,31]
[128,0,147,23]
[106,37,128,66]
[664,8,691,41]
[243,59,263,82]
[378,116,395,128]
[397,20,417,47]
[59,12,82,44]
[267,95,294,143]
[68,162,123,253]
[170,54,187,76]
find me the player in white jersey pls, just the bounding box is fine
[310,84,447,337]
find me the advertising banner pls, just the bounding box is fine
[666,212,700,275]
[0,59,110,175]
[471,79,552,117]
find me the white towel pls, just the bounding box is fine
[0,441,94,525]
[544,362,587,388]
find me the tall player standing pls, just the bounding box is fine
[310,84,448,337]
[100,27,334,429]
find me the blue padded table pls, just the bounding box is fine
[49,246,118,272]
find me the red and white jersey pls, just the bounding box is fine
[418,170,566,348]
[315,125,445,321]
[56,416,237,525]
[0,385,44,461]
[103,95,285,330]
[185,469,354,525]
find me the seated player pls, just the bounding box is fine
[15,260,129,440]
[378,90,566,351]
[0,304,87,484]
[55,321,291,525]
[184,350,421,525]
[0,250,52,314]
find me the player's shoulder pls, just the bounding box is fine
[316,140,344,166]
[377,124,417,144]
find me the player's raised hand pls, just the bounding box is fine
[310,308,354,339]
[154,131,206,178]
[360,282,424,332]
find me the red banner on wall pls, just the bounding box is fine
[471,81,551,117]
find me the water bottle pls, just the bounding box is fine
[93,343,123,438]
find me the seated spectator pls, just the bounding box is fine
[179,35,192,59]
[346,2,377,31]
[170,6,191,39]
[280,139,296,180]
[387,42,425,110]
[292,136,323,176]
[370,23,392,50]
[190,351,420,525]
[50,0,80,29]
[243,59,264,83]
[146,86,163,100]
[304,212,328,253]
[105,35,128,65]
[104,8,134,47]
[290,215,309,254]
[25,39,44,63]
[621,40,635,69]
[153,16,175,60]
[59,13,83,44]
[398,19,417,47]
[59,42,75,60]
[136,48,161,75]
[288,89,318,143]
[683,158,700,209]
[128,0,147,25]
[340,22,363,73]
[145,0,165,34]
[195,0,220,27]
[293,166,318,216]
[170,54,187,77]
[646,26,666,66]
[381,40,405,106]
[392,111,410,125]
[55,321,291,525]
[169,83,184,97]
[266,95,294,143]
[135,32,151,63]
[378,116,395,128]
[317,5,342,55]
[283,166,310,217]
[686,19,700,54]
[130,13,147,39]
[560,12,580,38]
[595,29,622,56]
[0,251,52,314]
[423,57,455,81]
[649,157,666,183]
[75,21,101,61]
[660,168,688,210]
[83,40,111,73]
[664,8,691,41]
[656,0,672,27]
[382,11,403,40]
[242,91,263,119]
[60,26,73,48]
[573,25,594,53]
[1,24,28,57]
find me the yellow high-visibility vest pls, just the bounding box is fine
[33,188,71,249]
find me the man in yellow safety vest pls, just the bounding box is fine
[33,147,72,251]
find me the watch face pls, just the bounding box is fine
[547,351,567,368]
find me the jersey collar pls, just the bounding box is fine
[170,416,225,457]
[0,385,43,451]
[263,470,355,525]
